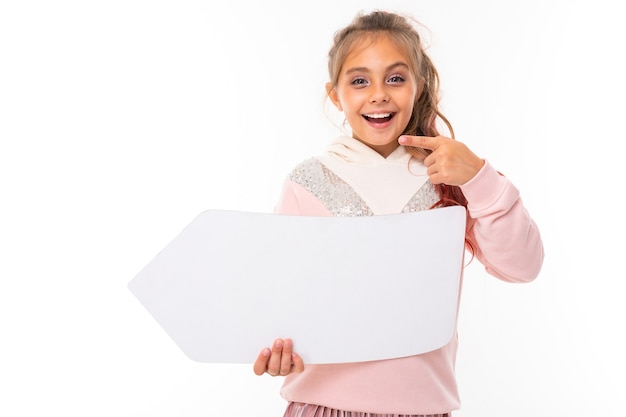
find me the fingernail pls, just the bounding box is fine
[398,136,407,144]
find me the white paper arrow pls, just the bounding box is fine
[128,206,466,364]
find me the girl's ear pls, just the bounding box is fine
[326,82,343,111]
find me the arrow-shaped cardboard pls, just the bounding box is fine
[128,206,466,364]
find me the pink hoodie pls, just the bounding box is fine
[274,136,544,415]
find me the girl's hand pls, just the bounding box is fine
[399,135,484,186]
[253,338,305,376]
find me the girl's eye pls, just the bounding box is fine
[350,77,369,86]
[388,74,405,84]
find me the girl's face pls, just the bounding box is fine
[327,35,420,158]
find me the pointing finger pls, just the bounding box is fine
[398,135,441,150]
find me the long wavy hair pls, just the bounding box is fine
[326,10,475,253]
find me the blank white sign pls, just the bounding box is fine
[128,206,466,364]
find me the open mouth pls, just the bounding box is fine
[363,112,395,124]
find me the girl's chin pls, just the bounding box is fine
[353,137,400,157]
[354,133,401,147]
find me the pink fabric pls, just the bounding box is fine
[273,159,543,415]
[284,402,449,417]
[460,161,544,282]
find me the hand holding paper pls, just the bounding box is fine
[253,338,305,376]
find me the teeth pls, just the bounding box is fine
[364,113,391,119]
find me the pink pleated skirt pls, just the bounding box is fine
[283,402,450,417]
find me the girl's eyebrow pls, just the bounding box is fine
[344,62,410,75]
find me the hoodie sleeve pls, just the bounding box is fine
[274,179,332,216]
[460,161,544,283]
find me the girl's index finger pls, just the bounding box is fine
[398,135,440,150]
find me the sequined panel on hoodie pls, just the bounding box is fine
[288,158,439,216]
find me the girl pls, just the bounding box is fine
[253,10,544,417]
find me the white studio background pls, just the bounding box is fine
[1,0,624,416]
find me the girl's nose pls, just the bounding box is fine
[369,84,390,103]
